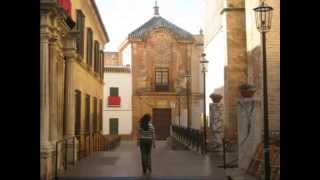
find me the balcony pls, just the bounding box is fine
[57,0,71,16]
[155,84,169,92]
[108,96,121,107]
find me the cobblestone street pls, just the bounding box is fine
[59,141,228,180]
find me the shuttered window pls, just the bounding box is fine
[99,99,103,132]
[93,97,97,132]
[109,118,119,135]
[110,87,119,96]
[100,50,104,79]
[85,95,90,133]
[76,10,85,57]
[86,28,93,66]
[94,41,99,73]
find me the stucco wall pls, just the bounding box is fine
[103,71,132,135]
[71,0,107,59]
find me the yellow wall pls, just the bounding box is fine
[71,0,107,60]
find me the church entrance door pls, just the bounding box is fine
[152,108,171,140]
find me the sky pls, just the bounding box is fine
[95,0,205,51]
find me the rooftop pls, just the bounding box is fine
[128,16,194,41]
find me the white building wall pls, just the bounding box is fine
[103,71,132,135]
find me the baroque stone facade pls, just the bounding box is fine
[40,0,108,179]
[126,6,203,140]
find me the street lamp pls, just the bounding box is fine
[184,73,192,128]
[200,53,209,154]
[253,1,273,180]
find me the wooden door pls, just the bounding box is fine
[153,109,171,140]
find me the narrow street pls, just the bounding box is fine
[59,141,228,180]
[40,1,280,180]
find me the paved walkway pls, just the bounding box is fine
[59,141,228,180]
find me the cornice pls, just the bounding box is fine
[220,7,245,15]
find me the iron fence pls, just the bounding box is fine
[171,125,204,154]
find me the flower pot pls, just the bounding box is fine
[239,84,256,98]
[210,93,223,103]
[240,89,256,98]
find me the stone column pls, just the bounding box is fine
[41,11,55,180]
[63,31,78,138]
[237,97,262,171]
[49,36,58,141]
[63,30,79,166]
[41,31,51,150]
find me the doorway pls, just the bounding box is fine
[152,108,171,140]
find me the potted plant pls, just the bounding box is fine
[210,93,223,103]
[239,83,256,98]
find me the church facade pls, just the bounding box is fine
[124,4,204,140]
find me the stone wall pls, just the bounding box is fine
[223,0,248,138]
[104,52,120,66]
[131,29,203,138]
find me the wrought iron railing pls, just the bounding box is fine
[171,125,204,154]
[220,137,238,169]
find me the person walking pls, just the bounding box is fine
[137,114,156,174]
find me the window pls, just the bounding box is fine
[94,41,100,73]
[155,67,169,91]
[75,90,81,135]
[76,10,85,57]
[86,28,93,66]
[109,118,119,135]
[110,87,119,96]
[99,99,103,132]
[93,97,97,133]
[85,95,90,133]
[100,50,104,79]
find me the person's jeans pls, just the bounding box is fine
[139,138,152,172]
